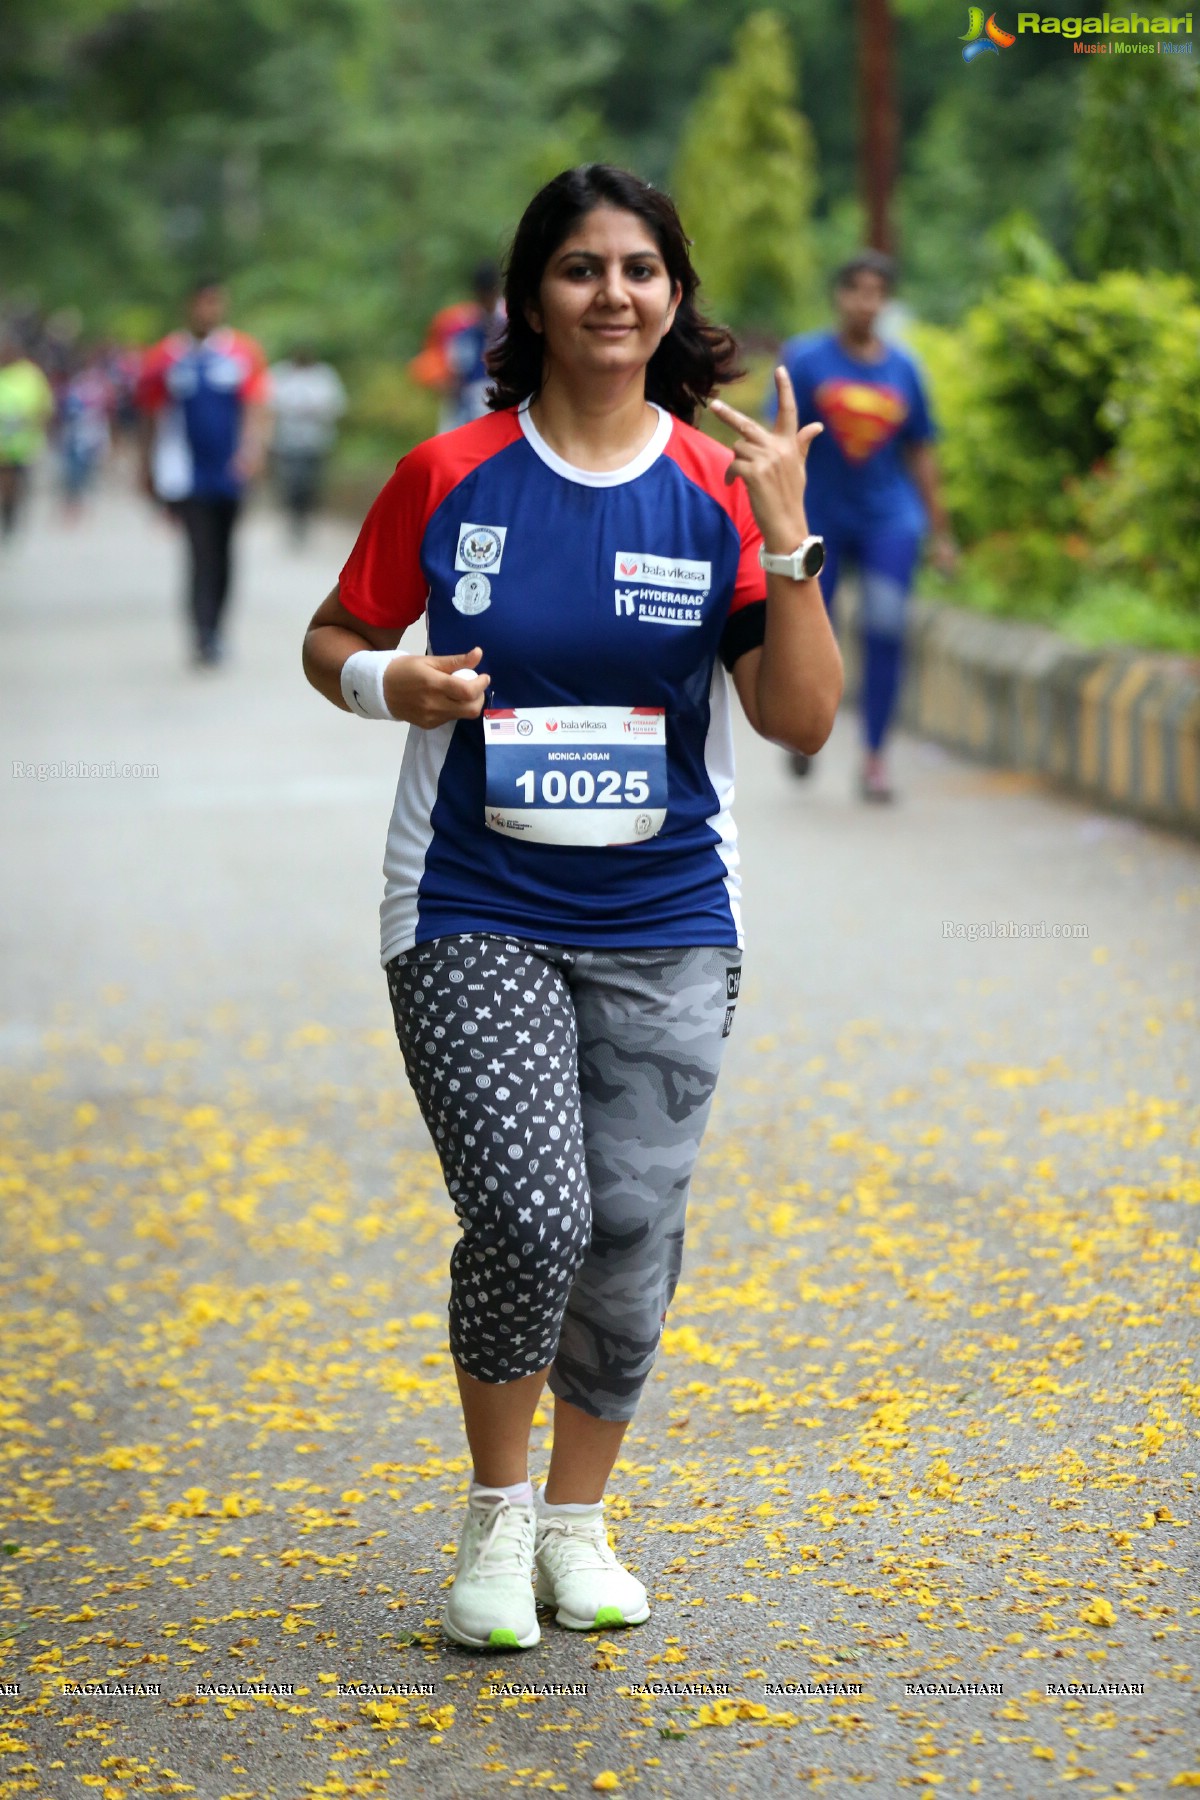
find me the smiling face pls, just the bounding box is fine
[526,204,682,387]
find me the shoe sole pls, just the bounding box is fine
[442,1617,541,1650]
[535,1593,650,1631]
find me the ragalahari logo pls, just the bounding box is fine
[961,7,1017,58]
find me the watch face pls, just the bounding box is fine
[802,539,825,579]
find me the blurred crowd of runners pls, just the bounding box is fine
[0,314,136,533]
[0,267,505,541]
[0,273,507,672]
[0,302,350,540]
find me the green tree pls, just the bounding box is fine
[1072,37,1200,282]
[672,10,818,336]
[0,0,638,353]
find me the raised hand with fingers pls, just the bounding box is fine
[709,366,824,557]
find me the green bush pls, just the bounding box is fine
[910,272,1193,543]
[958,527,1089,614]
[336,361,441,472]
[1058,584,1200,655]
[1088,311,1200,610]
[910,271,1200,647]
[922,556,1200,655]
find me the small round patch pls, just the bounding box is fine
[453,573,491,615]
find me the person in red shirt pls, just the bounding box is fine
[409,262,506,433]
[136,278,269,666]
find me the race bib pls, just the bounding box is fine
[482,706,667,846]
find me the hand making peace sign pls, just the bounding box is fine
[709,366,824,556]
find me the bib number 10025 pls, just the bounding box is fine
[514,767,651,807]
[482,706,667,847]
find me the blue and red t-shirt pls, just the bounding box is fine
[768,331,937,537]
[136,328,268,501]
[338,400,768,961]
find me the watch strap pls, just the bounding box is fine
[758,535,825,580]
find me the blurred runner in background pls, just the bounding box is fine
[57,348,113,520]
[102,339,143,457]
[769,251,956,801]
[409,262,506,432]
[0,330,55,538]
[136,278,269,666]
[267,345,347,543]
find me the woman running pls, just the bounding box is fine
[302,164,841,1652]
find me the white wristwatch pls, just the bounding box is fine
[758,536,826,581]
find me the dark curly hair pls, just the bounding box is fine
[485,164,742,426]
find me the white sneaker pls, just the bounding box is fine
[534,1504,650,1631]
[443,1495,540,1650]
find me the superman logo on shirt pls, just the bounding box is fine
[814,378,910,463]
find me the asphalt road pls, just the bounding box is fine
[2,475,1197,1800]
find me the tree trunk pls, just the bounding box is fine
[858,0,898,255]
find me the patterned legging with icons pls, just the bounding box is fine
[384,933,740,1423]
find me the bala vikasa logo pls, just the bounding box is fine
[961,7,1017,57]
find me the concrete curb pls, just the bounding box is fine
[838,589,1200,836]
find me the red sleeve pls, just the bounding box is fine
[338,449,439,634]
[663,418,766,614]
[725,466,767,615]
[338,411,524,633]
[664,419,767,669]
[235,333,269,404]
[134,339,171,413]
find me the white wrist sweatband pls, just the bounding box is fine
[340,647,409,720]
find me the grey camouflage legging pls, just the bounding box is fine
[384,933,741,1422]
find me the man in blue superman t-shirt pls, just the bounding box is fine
[767,251,956,800]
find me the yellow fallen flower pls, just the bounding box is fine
[693,1698,799,1729]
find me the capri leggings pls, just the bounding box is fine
[384,932,741,1422]
[819,528,924,752]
